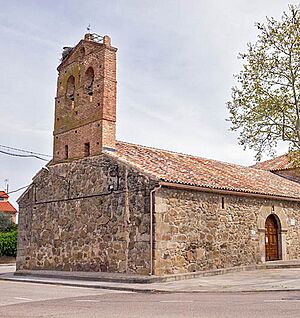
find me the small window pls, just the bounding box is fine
[79,47,85,59]
[64,145,69,159]
[85,67,94,96]
[84,142,90,157]
[221,197,225,209]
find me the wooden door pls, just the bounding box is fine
[265,215,279,261]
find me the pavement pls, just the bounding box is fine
[2,261,300,293]
[1,281,300,318]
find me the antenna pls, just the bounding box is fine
[4,179,9,193]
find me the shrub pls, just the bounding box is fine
[0,230,17,257]
[0,213,13,232]
[9,223,18,232]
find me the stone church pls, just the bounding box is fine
[17,34,300,276]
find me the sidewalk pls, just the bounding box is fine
[2,262,300,293]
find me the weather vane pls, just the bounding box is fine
[87,24,91,32]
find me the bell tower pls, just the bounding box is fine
[53,33,117,162]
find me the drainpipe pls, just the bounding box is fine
[149,184,161,276]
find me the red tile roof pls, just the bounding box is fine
[0,201,17,213]
[106,141,300,200]
[253,154,296,171]
[0,191,9,199]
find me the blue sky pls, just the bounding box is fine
[0,0,297,207]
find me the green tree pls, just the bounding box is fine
[227,5,300,161]
[0,213,13,232]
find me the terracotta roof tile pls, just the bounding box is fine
[253,154,296,171]
[106,141,300,200]
[0,201,17,213]
[0,191,9,199]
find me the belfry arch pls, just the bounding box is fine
[66,75,75,101]
[85,67,94,96]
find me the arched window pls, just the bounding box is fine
[85,67,94,96]
[66,75,75,101]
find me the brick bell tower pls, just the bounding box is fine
[53,33,117,162]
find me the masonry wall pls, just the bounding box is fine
[153,187,300,275]
[17,155,157,275]
[273,169,300,184]
[53,37,117,162]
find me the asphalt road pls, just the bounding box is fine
[1,281,300,317]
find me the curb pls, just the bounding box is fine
[13,261,300,284]
[0,276,164,294]
[1,275,300,294]
[14,271,155,284]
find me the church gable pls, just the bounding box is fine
[17,153,158,274]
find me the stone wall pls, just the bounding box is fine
[274,169,300,184]
[17,154,157,275]
[153,186,300,275]
[17,162,300,277]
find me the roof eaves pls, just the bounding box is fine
[159,178,300,201]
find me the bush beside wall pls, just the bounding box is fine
[0,230,17,257]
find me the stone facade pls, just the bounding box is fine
[153,187,300,275]
[17,155,157,275]
[18,176,300,276]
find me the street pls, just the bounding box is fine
[0,280,300,317]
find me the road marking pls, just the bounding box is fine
[264,300,300,303]
[159,301,194,304]
[75,300,99,303]
[14,297,33,301]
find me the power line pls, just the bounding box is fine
[8,184,31,195]
[0,144,51,158]
[0,149,49,161]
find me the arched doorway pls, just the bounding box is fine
[265,214,281,261]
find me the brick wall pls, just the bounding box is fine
[53,35,117,162]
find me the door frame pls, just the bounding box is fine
[265,214,281,261]
[257,205,288,263]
